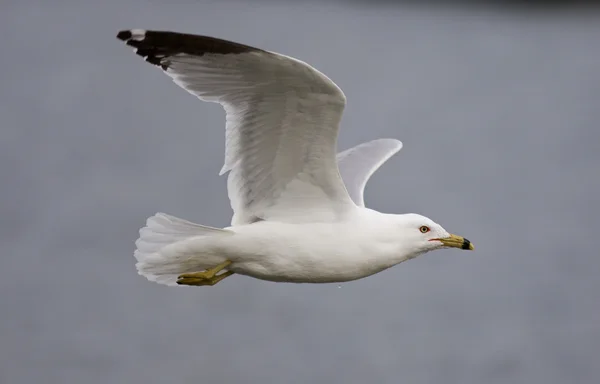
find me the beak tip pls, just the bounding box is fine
[461,238,473,251]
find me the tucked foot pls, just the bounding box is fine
[177,271,234,286]
[177,260,233,287]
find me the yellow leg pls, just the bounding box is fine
[177,271,234,286]
[177,260,233,286]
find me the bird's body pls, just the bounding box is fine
[149,210,429,285]
[227,213,406,283]
[117,29,474,287]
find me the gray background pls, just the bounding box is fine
[1,1,599,383]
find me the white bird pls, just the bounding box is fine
[116,29,474,287]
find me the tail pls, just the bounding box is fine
[134,213,233,286]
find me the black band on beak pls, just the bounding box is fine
[461,238,472,250]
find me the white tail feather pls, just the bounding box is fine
[134,213,233,286]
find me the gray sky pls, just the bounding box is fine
[2,1,599,383]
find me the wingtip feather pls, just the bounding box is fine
[116,30,131,41]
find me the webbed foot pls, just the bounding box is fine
[177,260,233,286]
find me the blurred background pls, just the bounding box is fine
[1,1,599,383]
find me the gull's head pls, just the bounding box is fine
[394,213,474,256]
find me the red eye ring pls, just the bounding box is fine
[419,226,430,233]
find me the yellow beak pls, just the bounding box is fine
[435,234,474,250]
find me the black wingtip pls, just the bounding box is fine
[115,29,263,70]
[117,30,132,41]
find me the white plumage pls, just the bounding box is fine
[117,29,474,287]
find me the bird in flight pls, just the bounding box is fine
[116,29,474,287]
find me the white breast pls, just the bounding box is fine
[218,212,406,283]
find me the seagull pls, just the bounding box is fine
[116,29,474,287]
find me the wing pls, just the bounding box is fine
[117,30,356,225]
[336,139,403,207]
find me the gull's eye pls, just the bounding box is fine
[419,226,430,234]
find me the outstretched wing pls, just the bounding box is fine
[117,30,356,225]
[336,139,403,207]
